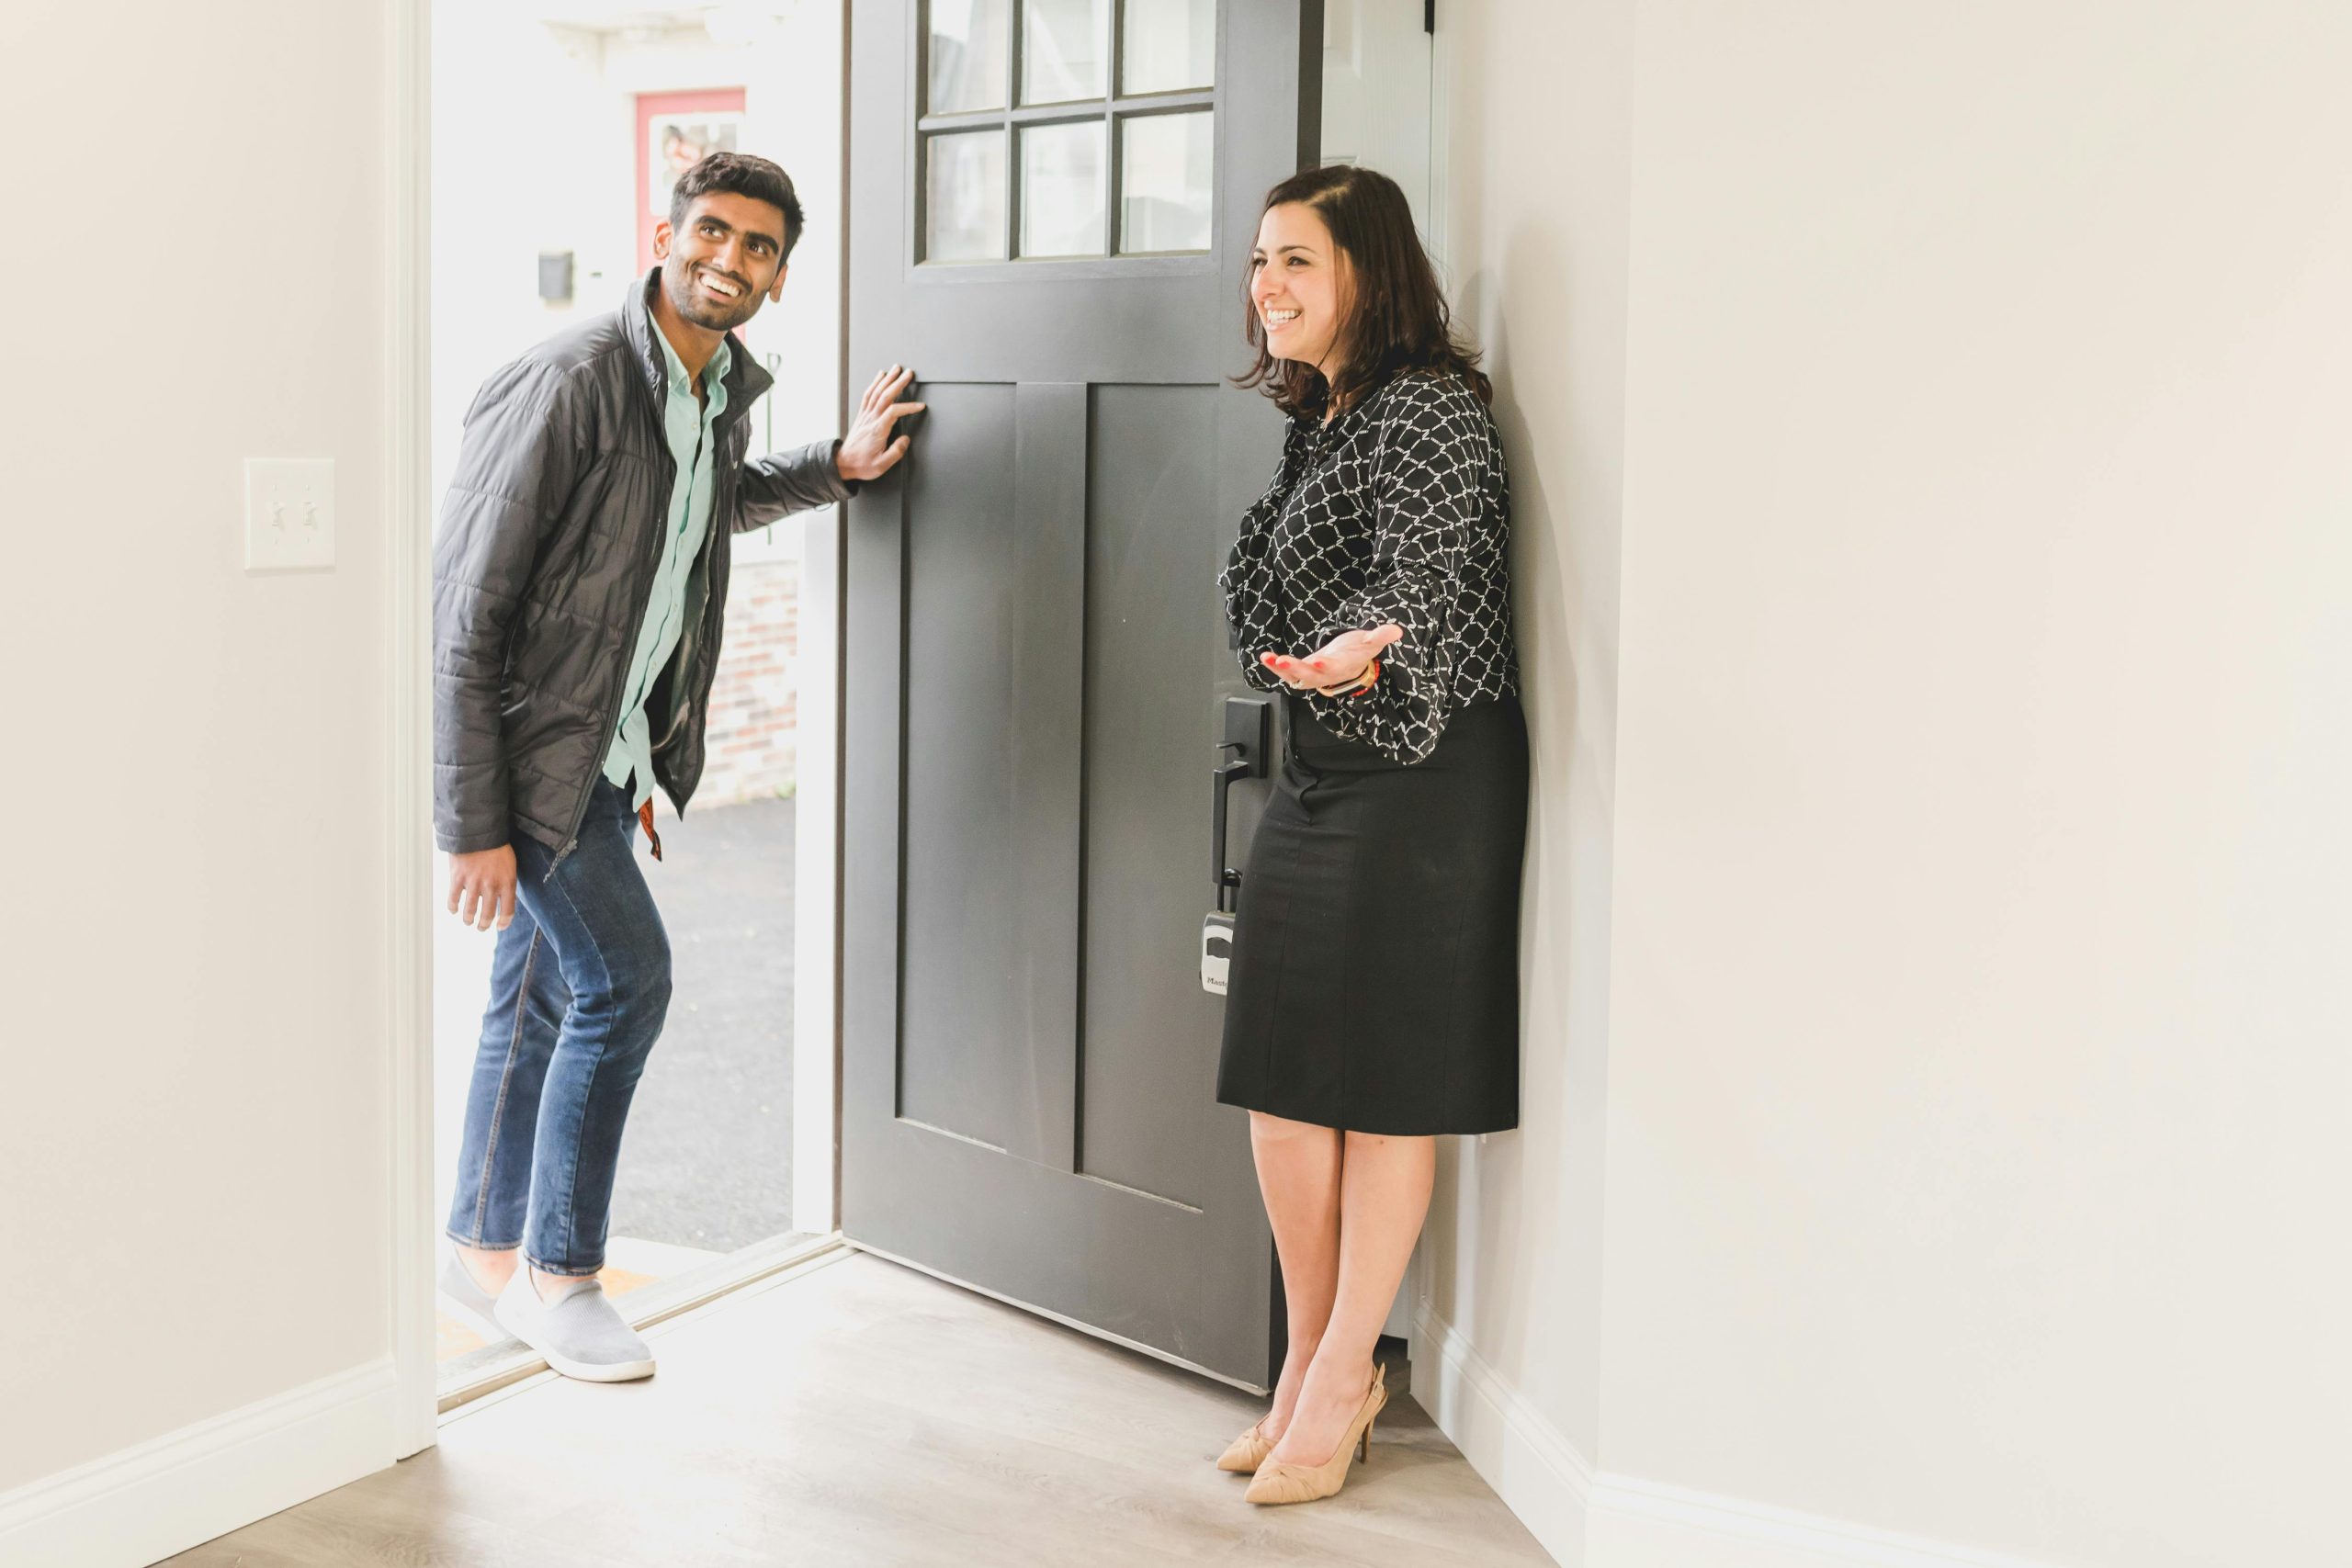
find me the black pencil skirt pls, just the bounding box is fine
[1215,693,1529,1135]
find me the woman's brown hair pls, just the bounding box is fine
[1237,164,1492,420]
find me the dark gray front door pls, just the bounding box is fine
[842,0,1321,1387]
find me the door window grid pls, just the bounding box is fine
[919,0,1217,263]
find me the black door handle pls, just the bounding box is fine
[1212,697,1272,913]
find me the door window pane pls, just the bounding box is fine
[1119,111,1213,254]
[1121,0,1216,95]
[1020,0,1106,106]
[929,0,1011,115]
[1020,120,1105,258]
[926,130,1009,261]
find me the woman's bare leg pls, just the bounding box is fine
[1250,1111,1345,1441]
[1265,1129,1435,1466]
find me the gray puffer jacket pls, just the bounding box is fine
[432,270,851,859]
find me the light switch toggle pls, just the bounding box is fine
[244,458,335,571]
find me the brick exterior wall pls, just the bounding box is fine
[699,557,800,805]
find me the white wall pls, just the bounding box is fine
[1600,4,2352,1563]
[0,0,408,1560]
[1419,4,2352,1567]
[1411,0,1630,1547]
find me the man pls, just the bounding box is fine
[432,152,921,1381]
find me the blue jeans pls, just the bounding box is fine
[446,779,671,1276]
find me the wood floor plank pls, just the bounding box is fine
[159,1253,1555,1567]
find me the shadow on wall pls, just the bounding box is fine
[1422,203,1621,1462]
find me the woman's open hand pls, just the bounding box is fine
[1259,624,1403,695]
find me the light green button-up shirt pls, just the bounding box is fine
[603,326,731,809]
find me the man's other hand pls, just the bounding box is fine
[837,365,926,482]
[448,845,518,932]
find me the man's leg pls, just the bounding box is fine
[483,782,671,1382]
[512,781,672,1284]
[445,896,571,1292]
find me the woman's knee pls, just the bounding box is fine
[1341,1129,1435,1153]
[1250,1110,1338,1144]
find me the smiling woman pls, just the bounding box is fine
[1211,164,1526,1509]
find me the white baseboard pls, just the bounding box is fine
[1409,1298,1594,1566]
[1409,1303,2069,1568]
[0,1358,399,1568]
[1583,1473,2073,1568]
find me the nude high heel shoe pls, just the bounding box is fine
[1242,1363,1387,1506]
[1216,1415,1278,1473]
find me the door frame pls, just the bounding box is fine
[388,0,433,1457]
[385,0,854,1452]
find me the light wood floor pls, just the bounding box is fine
[161,1250,1555,1567]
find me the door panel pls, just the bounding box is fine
[843,0,1320,1388]
[897,379,1090,1163]
[1080,381,1227,1211]
[897,380,1022,1149]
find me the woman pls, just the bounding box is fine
[1213,164,1527,1507]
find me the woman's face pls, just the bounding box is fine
[1250,202,1348,374]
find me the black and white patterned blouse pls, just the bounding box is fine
[1221,370,1518,765]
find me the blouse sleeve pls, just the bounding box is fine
[1220,419,1307,694]
[1307,376,1494,763]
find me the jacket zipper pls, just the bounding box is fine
[650,413,742,762]
[653,415,733,766]
[547,443,678,879]
[653,462,722,756]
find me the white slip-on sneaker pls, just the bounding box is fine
[493,1269,656,1382]
[436,1250,510,1342]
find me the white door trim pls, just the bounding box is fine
[794,0,856,1240]
[790,502,844,1238]
[1423,0,1453,274]
[386,0,438,1460]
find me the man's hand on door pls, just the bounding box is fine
[837,365,926,482]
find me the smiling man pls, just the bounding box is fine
[430,152,922,1382]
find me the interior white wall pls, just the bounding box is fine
[0,0,400,1515]
[1419,4,2352,1567]
[1412,0,1631,1522]
[1601,5,2352,1564]
[1318,0,1432,221]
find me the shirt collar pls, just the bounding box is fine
[649,312,732,400]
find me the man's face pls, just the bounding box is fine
[654,190,790,333]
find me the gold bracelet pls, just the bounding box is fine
[1313,658,1382,699]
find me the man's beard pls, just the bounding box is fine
[666,265,760,332]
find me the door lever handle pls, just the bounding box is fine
[1211,698,1272,913]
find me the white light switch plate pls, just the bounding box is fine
[244,458,335,571]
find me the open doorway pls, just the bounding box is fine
[426,0,845,1397]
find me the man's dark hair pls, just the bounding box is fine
[670,152,805,262]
